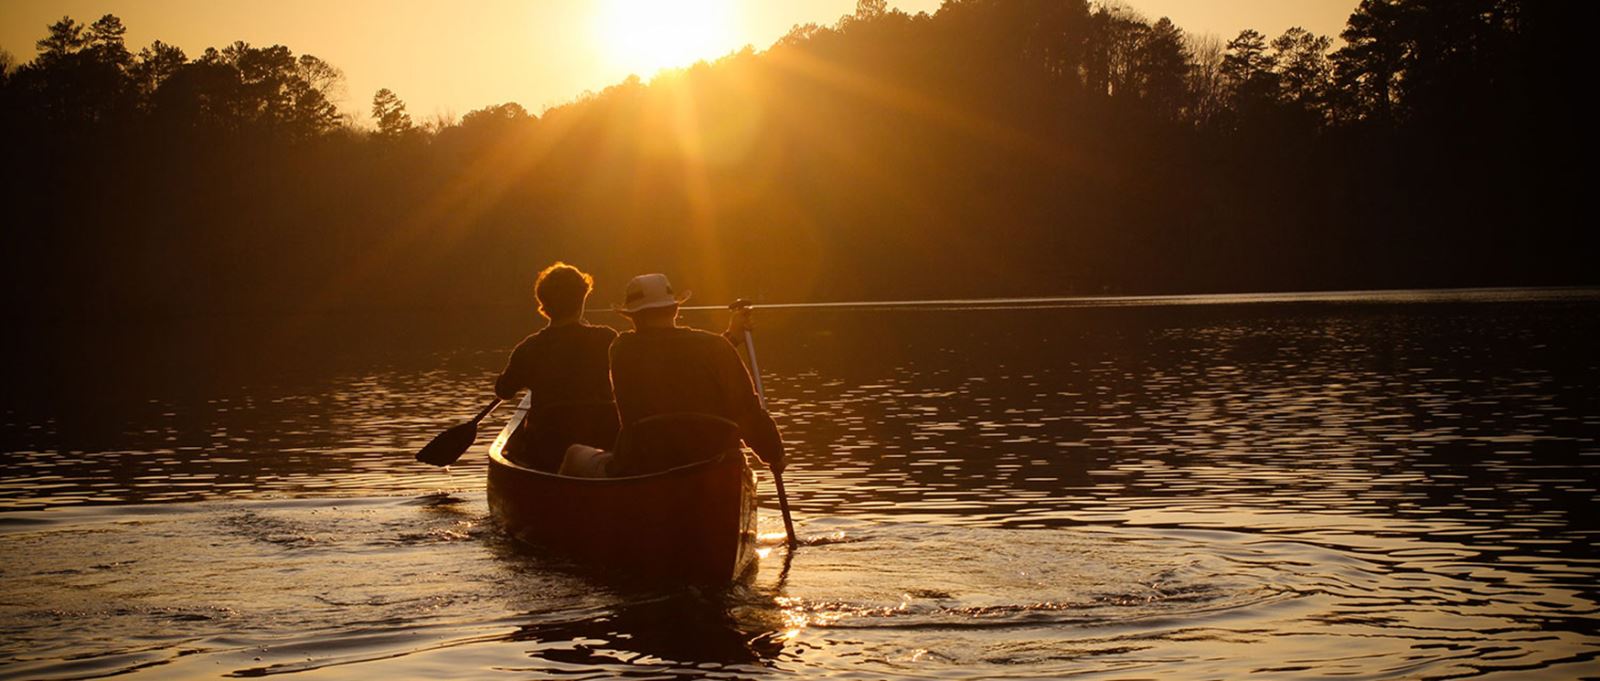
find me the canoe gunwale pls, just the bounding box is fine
[484,394,761,583]
[487,395,744,483]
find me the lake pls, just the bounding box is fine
[2,288,1598,679]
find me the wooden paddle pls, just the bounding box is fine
[732,300,798,548]
[415,398,502,466]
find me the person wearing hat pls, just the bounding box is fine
[493,262,620,470]
[558,273,784,478]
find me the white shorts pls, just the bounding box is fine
[558,444,614,478]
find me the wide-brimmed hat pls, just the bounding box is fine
[615,273,691,314]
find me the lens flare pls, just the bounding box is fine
[594,0,739,76]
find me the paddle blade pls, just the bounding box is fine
[415,421,479,467]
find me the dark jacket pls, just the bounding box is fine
[495,322,617,403]
[495,322,619,470]
[608,326,783,474]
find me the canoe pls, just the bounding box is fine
[486,395,760,584]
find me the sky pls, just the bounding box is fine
[0,0,1356,125]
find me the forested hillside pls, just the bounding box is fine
[2,0,1587,321]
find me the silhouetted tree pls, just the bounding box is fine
[1221,29,1276,104]
[371,87,414,139]
[109,39,343,137]
[775,23,827,49]
[459,102,531,132]
[1084,4,1146,98]
[1332,0,1404,121]
[214,42,342,136]
[1135,17,1189,118]
[34,16,88,67]
[1185,34,1226,126]
[130,40,185,98]
[84,14,131,68]
[854,0,888,21]
[1272,28,1332,111]
[13,14,137,125]
[0,48,15,85]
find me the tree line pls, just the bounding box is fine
[1,0,1587,325]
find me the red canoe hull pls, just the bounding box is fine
[485,399,760,584]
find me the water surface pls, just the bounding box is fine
[3,288,1598,679]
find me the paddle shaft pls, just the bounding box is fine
[472,398,503,424]
[741,326,797,547]
[744,331,767,405]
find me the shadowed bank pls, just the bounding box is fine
[1,0,1590,335]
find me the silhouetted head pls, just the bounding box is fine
[535,262,593,321]
[615,273,689,329]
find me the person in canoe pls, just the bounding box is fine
[559,273,785,478]
[493,262,620,471]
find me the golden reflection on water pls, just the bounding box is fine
[1,292,1598,678]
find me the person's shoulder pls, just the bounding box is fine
[610,328,639,350]
[681,327,736,349]
[510,331,542,352]
[582,323,618,340]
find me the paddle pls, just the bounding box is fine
[415,398,503,466]
[732,299,798,548]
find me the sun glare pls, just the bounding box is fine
[594,0,739,76]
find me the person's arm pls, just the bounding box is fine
[716,340,784,471]
[494,339,531,400]
[608,336,635,426]
[721,307,751,348]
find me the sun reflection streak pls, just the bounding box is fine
[293,107,586,326]
[763,46,1071,167]
[753,46,1070,279]
[663,76,729,298]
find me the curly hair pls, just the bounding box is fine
[534,262,594,320]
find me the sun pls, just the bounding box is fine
[594,0,740,76]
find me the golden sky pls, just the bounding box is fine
[0,0,1355,124]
